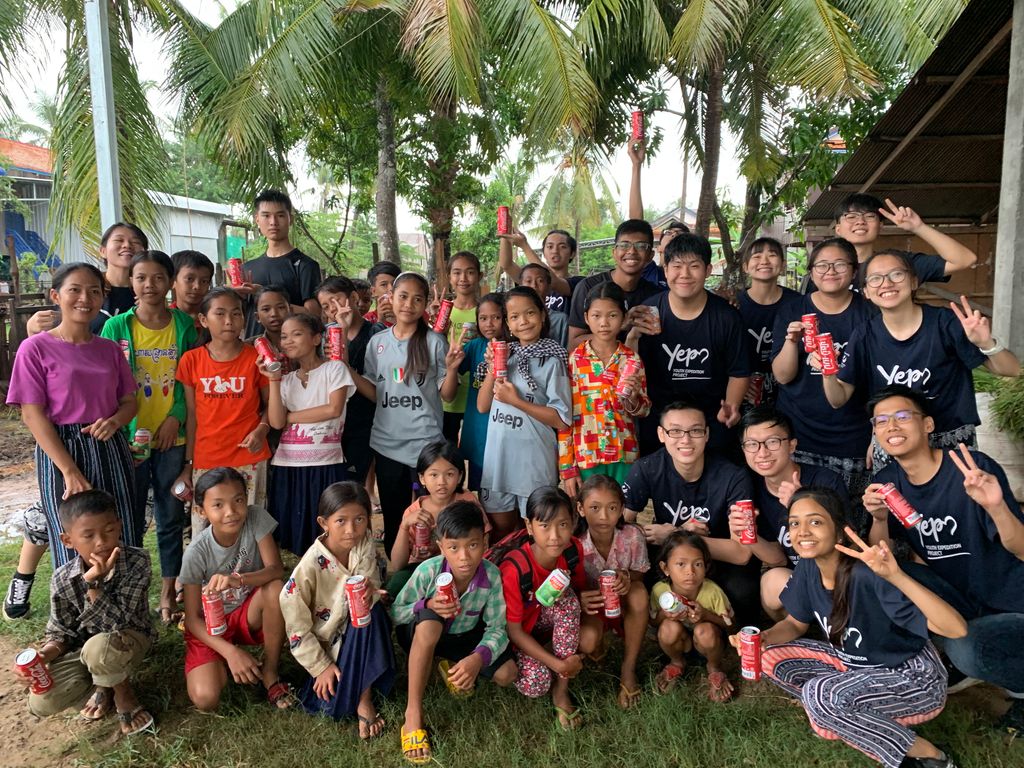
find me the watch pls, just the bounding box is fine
[82,576,101,590]
[979,337,1005,356]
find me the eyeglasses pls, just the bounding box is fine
[740,437,789,454]
[869,410,923,427]
[661,426,708,440]
[811,261,853,275]
[864,269,909,288]
[614,241,652,254]
[840,212,880,224]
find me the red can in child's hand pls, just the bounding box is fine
[736,500,757,544]
[492,340,508,379]
[435,572,460,615]
[599,569,621,618]
[816,333,839,375]
[497,206,511,235]
[345,575,371,628]
[253,337,282,372]
[202,590,227,636]
[740,626,762,681]
[616,357,640,399]
[801,313,819,353]
[15,648,53,694]
[432,298,454,334]
[631,110,644,142]
[413,522,432,553]
[327,325,346,361]
[227,258,244,288]
[749,373,765,405]
[879,483,922,528]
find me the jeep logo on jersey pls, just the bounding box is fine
[662,344,710,371]
[492,408,525,430]
[662,501,710,526]
[382,394,424,409]
[876,364,932,388]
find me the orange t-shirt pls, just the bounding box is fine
[176,344,271,469]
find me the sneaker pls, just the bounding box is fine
[900,750,959,768]
[3,573,35,620]
[945,663,981,694]
[997,697,1024,736]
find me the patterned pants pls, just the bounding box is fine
[762,639,947,768]
[514,590,580,698]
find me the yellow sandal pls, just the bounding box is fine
[401,726,432,765]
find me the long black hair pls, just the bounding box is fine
[393,272,431,384]
[573,474,628,536]
[317,480,372,521]
[416,439,465,492]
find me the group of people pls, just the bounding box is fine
[4,179,1023,768]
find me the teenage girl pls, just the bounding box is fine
[459,293,506,491]
[559,282,650,499]
[575,475,650,710]
[818,249,1019,463]
[734,486,967,768]
[386,440,484,595]
[442,251,482,443]
[478,286,572,539]
[264,313,355,555]
[364,272,463,553]
[651,531,735,702]
[280,481,395,735]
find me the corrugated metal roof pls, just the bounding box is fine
[0,137,52,175]
[804,0,1012,225]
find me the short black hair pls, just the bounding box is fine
[744,237,784,265]
[194,467,247,507]
[353,278,370,292]
[129,250,175,280]
[171,249,214,276]
[739,405,794,438]
[436,500,487,540]
[542,229,577,253]
[368,261,401,282]
[254,189,293,212]
[316,276,356,297]
[255,284,291,304]
[615,219,654,247]
[866,385,932,418]
[519,263,552,283]
[659,399,705,424]
[58,489,118,530]
[834,193,883,222]
[664,232,712,266]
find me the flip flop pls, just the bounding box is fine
[554,705,583,731]
[655,661,686,694]
[707,670,734,703]
[80,687,113,721]
[401,726,431,764]
[265,680,299,710]
[117,706,155,736]
[437,659,473,697]
[617,683,642,710]
[357,713,385,740]
[157,605,183,627]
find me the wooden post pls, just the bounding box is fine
[6,235,19,299]
[371,241,380,265]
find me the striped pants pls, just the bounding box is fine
[514,590,581,698]
[762,639,947,768]
[37,424,140,567]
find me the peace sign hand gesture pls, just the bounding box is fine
[878,198,923,233]
[948,442,1004,510]
[949,295,994,348]
[835,527,901,581]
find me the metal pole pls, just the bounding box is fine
[84,0,123,229]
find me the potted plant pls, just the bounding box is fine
[975,370,1024,502]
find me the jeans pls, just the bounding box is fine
[134,444,186,578]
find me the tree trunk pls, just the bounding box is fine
[695,54,724,237]
[374,77,400,267]
[425,104,458,290]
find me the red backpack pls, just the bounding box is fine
[485,529,581,604]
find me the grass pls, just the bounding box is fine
[0,536,1020,768]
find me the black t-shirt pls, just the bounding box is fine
[838,304,986,435]
[90,285,136,333]
[340,320,385,442]
[781,558,928,667]
[567,271,662,331]
[877,449,1024,614]
[738,287,802,405]
[770,293,872,458]
[243,249,323,336]
[805,251,951,295]
[623,450,752,537]
[751,464,849,567]
[545,293,568,314]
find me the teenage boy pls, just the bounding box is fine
[499,229,580,312]
[622,401,759,625]
[519,263,569,347]
[392,501,517,763]
[364,260,401,326]
[568,219,663,348]
[170,250,214,331]
[866,385,1024,734]
[629,233,749,456]
[11,490,155,735]
[242,189,322,337]
[728,406,847,619]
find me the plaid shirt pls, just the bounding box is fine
[45,547,155,649]
[390,556,508,667]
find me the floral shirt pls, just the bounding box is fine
[580,525,650,588]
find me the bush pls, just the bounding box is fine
[989,371,1024,441]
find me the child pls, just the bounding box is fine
[495,487,592,730]
[247,285,293,370]
[459,293,505,491]
[478,286,572,539]
[559,281,650,499]
[364,272,463,552]
[353,278,373,317]
[392,501,517,763]
[498,227,578,312]
[179,467,293,711]
[170,249,214,331]
[364,260,401,325]
[280,482,394,734]
[651,531,734,701]
[265,313,356,555]
[387,440,484,595]
[442,251,482,442]
[519,263,568,347]
[575,475,650,709]
[100,250,198,624]
[737,487,967,768]
[10,490,155,735]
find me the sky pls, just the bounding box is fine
[1,1,746,235]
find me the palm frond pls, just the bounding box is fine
[668,0,748,72]
[398,0,484,106]
[834,0,967,71]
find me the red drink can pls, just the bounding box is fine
[750,373,765,405]
[15,648,53,694]
[172,480,192,501]
[648,305,662,334]
[737,499,757,544]
[740,626,762,681]
[816,333,839,375]
[435,572,460,615]
[345,575,371,628]
[227,258,244,288]
[497,205,511,235]
[413,521,432,553]
[616,357,640,398]
[879,483,922,528]
[253,337,282,372]
[432,298,454,334]
[327,325,346,361]
[599,569,621,618]
[491,340,508,379]
[202,590,227,636]
[801,313,819,353]
[630,110,644,142]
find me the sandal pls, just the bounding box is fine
[401,726,431,764]
[438,659,473,697]
[157,605,183,627]
[266,680,298,710]
[655,661,686,694]
[117,705,155,736]
[357,713,385,740]
[80,687,113,721]
[707,670,734,703]
[617,682,642,710]
[554,705,583,731]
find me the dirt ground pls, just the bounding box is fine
[0,414,37,540]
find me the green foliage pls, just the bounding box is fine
[161,134,242,205]
[989,373,1024,442]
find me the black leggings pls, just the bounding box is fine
[373,450,416,555]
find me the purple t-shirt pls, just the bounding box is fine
[7,333,136,424]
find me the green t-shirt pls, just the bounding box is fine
[443,305,479,414]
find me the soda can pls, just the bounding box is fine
[172,480,192,501]
[492,340,508,379]
[432,298,454,334]
[253,337,282,373]
[616,357,640,398]
[497,205,511,235]
[535,568,570,607]
[461,321,478,341]
[202,590,228,636]
[815,333,839,375]
[630,110,645,142]
[413,521,432,554]
[801,313,819,353]
[345,575,371,628]
[227,258,244,288]
[739,626,762,681]
[118,338,131,362]
[749,373,765,406]
[326,325,346,361]
[131,428,152,462]
[435,572,460,615]
[658,590,683,615]
[878,483,922,528]
[647,305,662,334]
[599,569,621,618]
[736,500,757,544]
[15,648,53,694]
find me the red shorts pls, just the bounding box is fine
[184,590,264,674]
